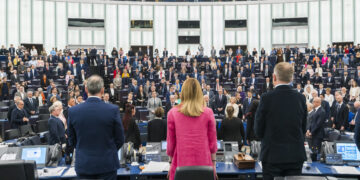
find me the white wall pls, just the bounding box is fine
[0,0,359,56]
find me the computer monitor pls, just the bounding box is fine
[335,142,360,161]
[21,146,48,168]
[161,141,167,151]
[217,140,224,151]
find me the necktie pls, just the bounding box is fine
[248,98,251,104]
[160,71,162,79]
[153,98,156,106]
[30,98,33,105]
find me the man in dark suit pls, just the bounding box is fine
[325,72,335,89]
[306,97,326,151]
[331,94,349,131]
[341,71,351,89]
[0,77,11,100]
[165,95,176,117]
[11,100,30,129]
[255,62,307,179]
[9,44,15,56]
[214,87,227,115]
[243,91,253,114]
[68,75,125,179]
[24,91,38,115]
[48,104,66,145]
[262,77,273,94]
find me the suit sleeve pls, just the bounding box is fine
[240,121,246,144]
[48,119,60,144]
[166,110,176,157]
[207,109,218,154]
[134,121,141,149]
[246,116,253,141]
[114,107,125,150]
[302,96,308,134]
[354,109,360,151]
[147,122,152,142]
[67,109,77,148]
[254,95,266,139]
[342,106,349,128]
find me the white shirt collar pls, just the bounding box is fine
[88,96,101,99]
[275,83,291,88]
[315,106,321,112]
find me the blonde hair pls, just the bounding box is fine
[178,78,204,117]
[274,62,294,83]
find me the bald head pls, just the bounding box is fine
[273,62,294,84]
[313,97,321,108]
[354,101,360,109]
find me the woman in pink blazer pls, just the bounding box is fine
[166,78,218,180]
[321,53,328,65]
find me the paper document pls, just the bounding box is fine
[0,153,16,160]
[332,166,360,175]
[142,161,170,173]
[62,167,77,177]
[37,167,67,177]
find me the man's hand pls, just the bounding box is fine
[350,120,355,125]
[340,126,345,131]
[332,124,336,128]
[23,117,29,122]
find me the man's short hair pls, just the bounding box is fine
[86,75,104,95]
[274,62,294,83]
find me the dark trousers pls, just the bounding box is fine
[262,162,303,180]
[78,170,117,180]
[310,137,323,151]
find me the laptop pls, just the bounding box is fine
[20,146,48,168]
[335,142,360,166]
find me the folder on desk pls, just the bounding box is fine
[142,161,170,173]
[332,166,360,175]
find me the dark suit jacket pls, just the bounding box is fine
[219,117,245,149]
[262,82,273,93]
[214,95,227,110]
[10,108,29,129]
[24,98,38,114]
[243,98,253,114]
[354,109,360,150]
[68,97,125,175]
[48,115,66,145]
[309,107,326,139]
[255,85,307,163]
[147,118,167,142]
[333,103,349,130]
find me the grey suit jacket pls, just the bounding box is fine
[147,97,162,113]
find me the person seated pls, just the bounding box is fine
[48,104,66,145]
[218,106,245,150]
[147,107,167,142]
[122,104,141,149]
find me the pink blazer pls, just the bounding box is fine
[166,106,217,180]
[321,57,328,65]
